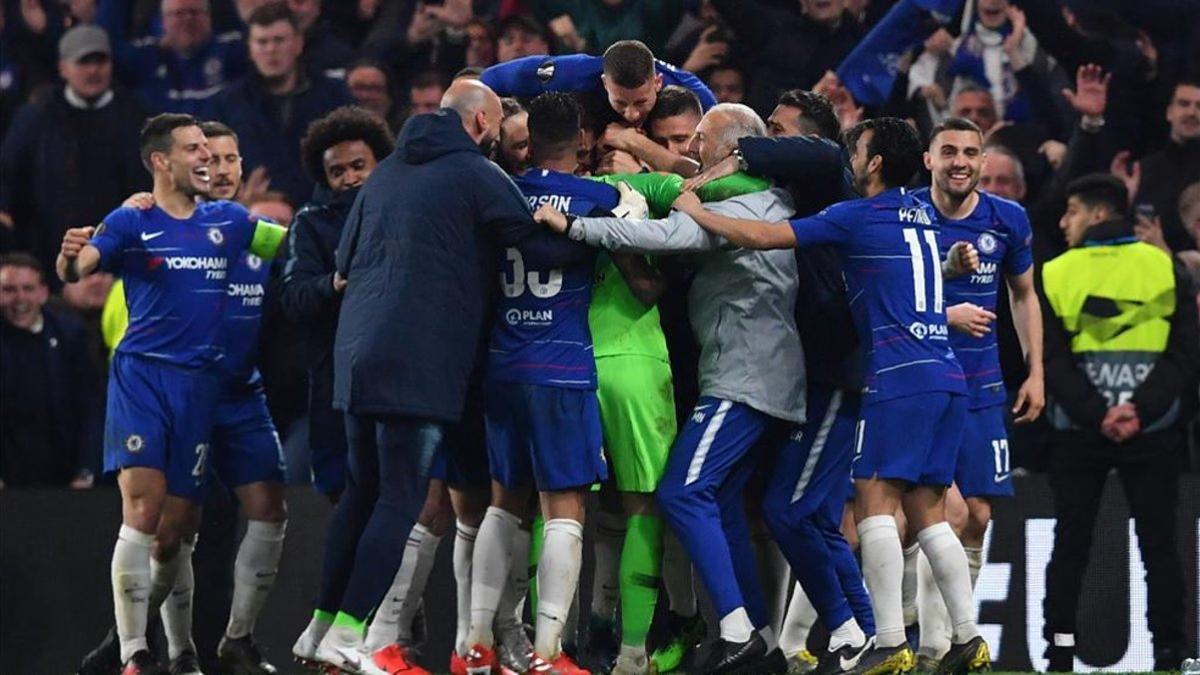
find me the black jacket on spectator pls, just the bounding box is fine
[0,86,148,287]
[0,307,103,486]
[211,72,352,207]
[332,110,541,421]
[1135,139,1200,253]
[712,0,863,116]
[304,23,357,80]
[278,185,358,460]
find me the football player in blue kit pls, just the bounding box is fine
[909,117,1044,665]
[673,117,991,674]
[463,92,617,675]
[56,113,284,675]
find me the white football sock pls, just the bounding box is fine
[964,546,983,589]
[916,550,952,659]
[718,607,755,643]
[112,525,154,661]
[468,507,519,648]
[661,529,697,617]
[902,541,920,626]
[364,523,433,652]
[226,520,286,641]
[496,527,531,640]
[829,617,867,651]
[535,518,584,658]
[160,540,196,659]
[591,510,625,624]
[395,525,441,643]
[453,521,478,654]
[917,522,980,644]
[759,625,779,651]
[857,515,905,648]
[149,546,184,611]
[779,582,817,656]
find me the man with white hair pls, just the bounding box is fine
[296,78,541,675]
[536,103,804,672]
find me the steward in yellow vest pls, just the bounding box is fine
[1039,174,1199,671]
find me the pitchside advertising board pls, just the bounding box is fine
[1,476,1198,672]
[980,476,1199,670]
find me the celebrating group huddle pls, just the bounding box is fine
[65,39,1043,675]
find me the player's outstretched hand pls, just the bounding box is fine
[682,154,738,193]
[944,241,980,278]
[947,302,995,338]
[60,226,95,259]
[1011,373,1045,424]
[123,192,155,210]
[672,189,703,217]
[613,181,649,220]
[534,203,569,233]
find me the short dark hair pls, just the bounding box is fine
[928,116,983,146]
[301,106,395,186]
[498,15,546,42]
[199,120,237,143]
[1066,173,1128,217]
[1173,77,1200,97]
[776,89,839,141]
[246,2,299,32]
[0,252,44,282]
[526,91,581,162]
[455,66,485,80]
[646,85,702,127]
[140,112,200,172]
[501,97,525,122]
[603,40,655,89]
[410,69,446,93]
[844,117,923,188]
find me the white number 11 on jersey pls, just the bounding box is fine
[902,228,944,314]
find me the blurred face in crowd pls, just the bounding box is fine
[62,271,114,312]
[802,0,845,25]
[709,68,745,105]
[976,0,1011,30]
[235,0,269,21]
[0,265,48,331]
[60,52,113,100]
[249,19,303,81]
[1059,195,1109,247]
[767,104,805,137]
[1166,84,1200,144]
[153,125,213,198]
[925,129,984,200]
[498,25,548,63]
[323,140,378,192]
[206,135,242,200]
[467,21,497,68]
[410,84,445,116]
[980,151,1026,201]
[348,65,392,119]
[67,0,99,24]
[286,0,319,32]
[603,74,662,127]
[498,111,531,174]
[650,111,701,158]
[250,199,294,225]
[162,0,212,54]
[952,90,999,133]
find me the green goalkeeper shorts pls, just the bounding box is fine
[595,354,677,493]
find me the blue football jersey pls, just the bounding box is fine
[219,249,272,389]
[789,187,967,402]
[487,169,616,389]
[90,201,259,368]
[913,188,1033,409]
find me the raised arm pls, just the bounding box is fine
[56,227,103,283]
[534,202,719,254]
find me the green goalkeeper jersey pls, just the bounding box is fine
[586,171,770,360]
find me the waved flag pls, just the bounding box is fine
[837,0,964,106]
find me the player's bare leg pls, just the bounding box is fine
[150,493,203,674]
[110,469,167,670]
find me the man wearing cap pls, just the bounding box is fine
[0,24,148,290]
